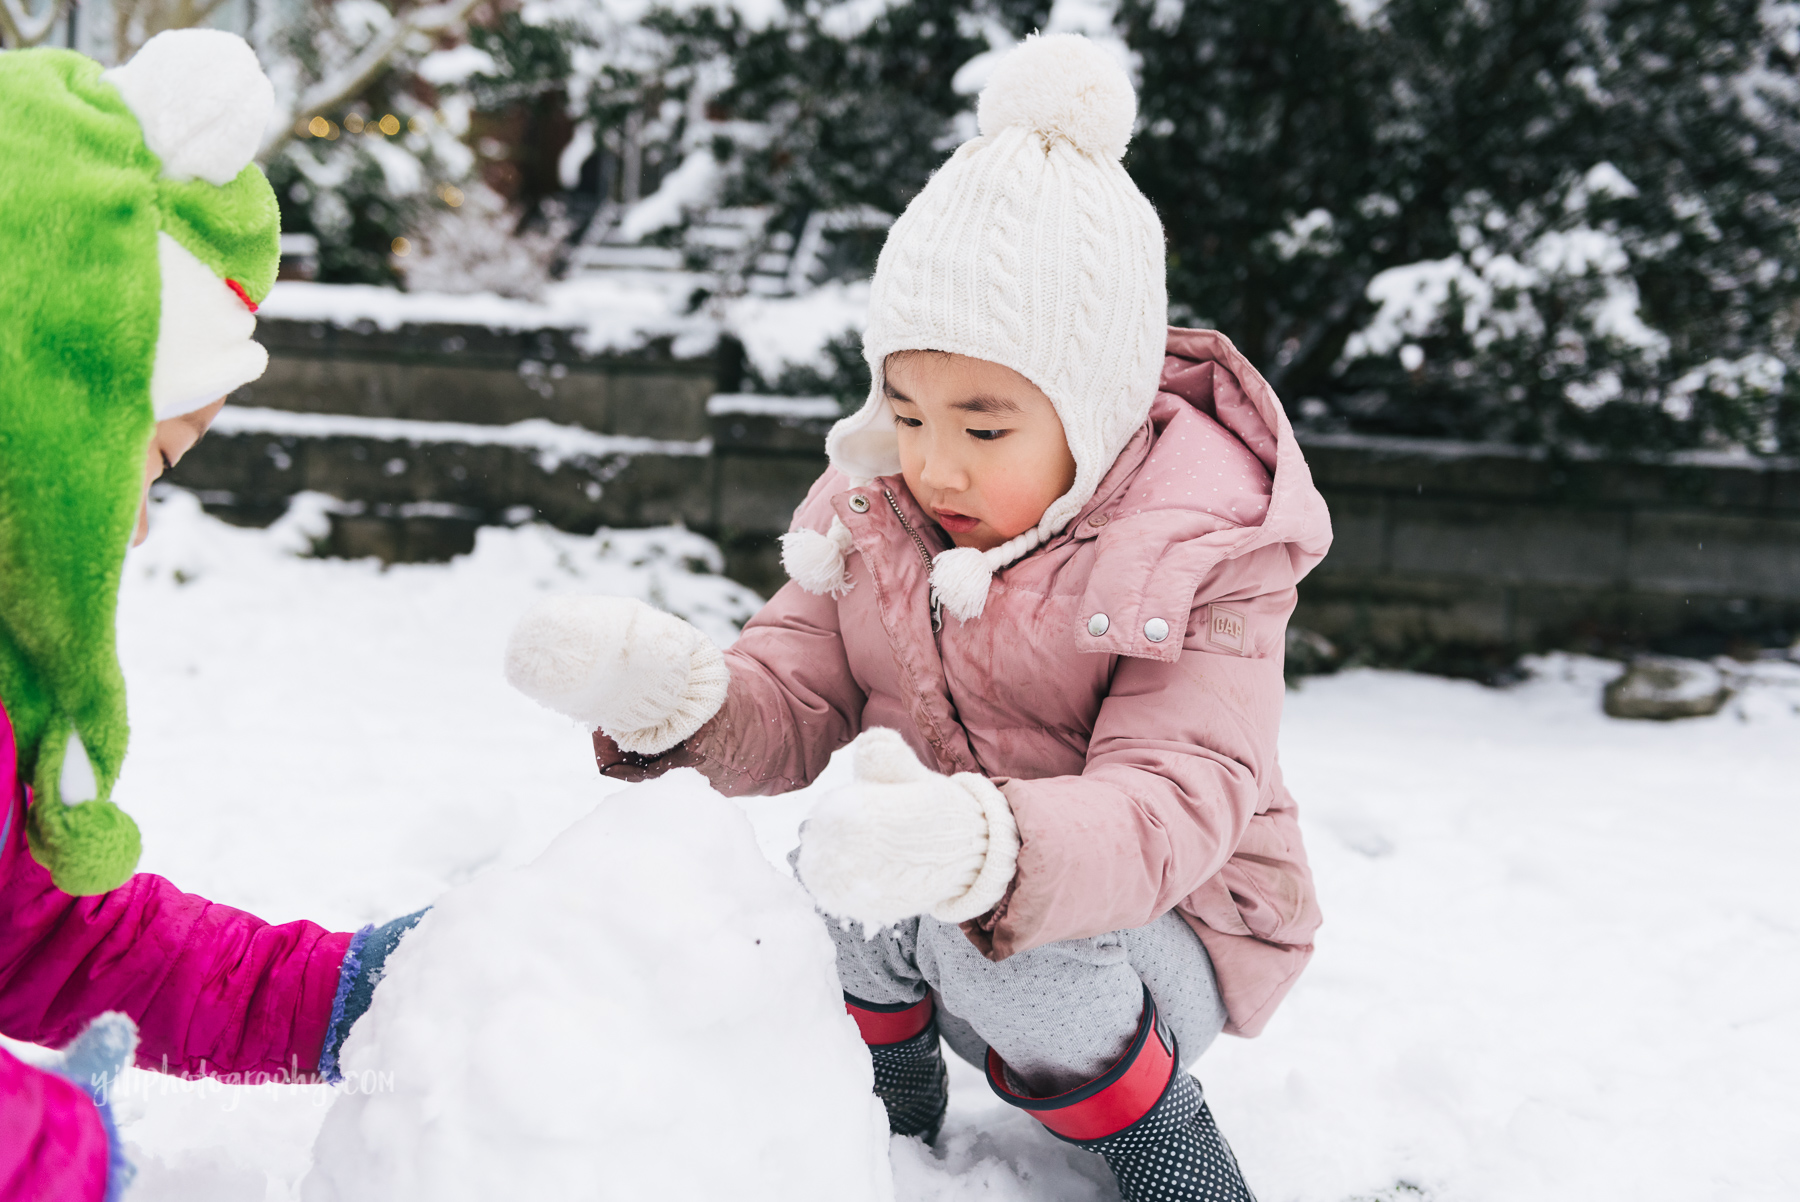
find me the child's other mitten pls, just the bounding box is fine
[503,595,729,755]
[53,1012,139,1202]
[797,728,1019,930]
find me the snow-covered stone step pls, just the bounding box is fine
[166,400,833,592]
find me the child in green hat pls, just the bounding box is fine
[1,30,417,1198]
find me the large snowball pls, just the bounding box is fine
[302,771,894,1202]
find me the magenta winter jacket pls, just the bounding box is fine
[0,697,353,1199]
[600,328,1333,1037]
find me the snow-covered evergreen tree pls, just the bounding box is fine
[1123,0,1800,456]
[259,0,482,285]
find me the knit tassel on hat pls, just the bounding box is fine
[780,516,856,597]
[782,512,1045,622]
[929,526,1044,622]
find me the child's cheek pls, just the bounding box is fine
[978,457,1065,540]
[898,444,929,508]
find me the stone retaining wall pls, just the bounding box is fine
[168,317,1800,658]
[1295,435,1800,659]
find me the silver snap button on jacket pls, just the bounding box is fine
[1087,613,1110,637]
[848,494,870,512]
[1144,617,1170,642]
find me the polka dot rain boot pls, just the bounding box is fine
[986,986,1255,1202]
[844,992,948,1142]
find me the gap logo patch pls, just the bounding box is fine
[1208,605,1247,654]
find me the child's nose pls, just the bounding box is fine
[918,449,967,494]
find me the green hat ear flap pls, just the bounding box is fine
[0,368,149,896]
[0,630,139,895]
[0,310,152,895]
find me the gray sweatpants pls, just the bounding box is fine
[827,910,1229,1096]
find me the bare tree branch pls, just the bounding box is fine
[0,0,73,48]
[112,0,234,59]
[259,0,485,158]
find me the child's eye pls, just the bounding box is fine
[967,428,1006,442]
[893,415,923,429]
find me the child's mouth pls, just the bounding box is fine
[933,509,981,534]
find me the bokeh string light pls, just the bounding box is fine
[306,114,406,139]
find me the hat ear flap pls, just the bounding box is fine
[150,232,266,419]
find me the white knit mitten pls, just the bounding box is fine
[503,595,729,755]
[797,729,1019,929]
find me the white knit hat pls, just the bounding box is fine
[797,33,1167,621]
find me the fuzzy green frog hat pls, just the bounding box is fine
[0,30,278,895]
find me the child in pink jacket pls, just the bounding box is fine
[506,35,1330,1202]
[0,34,416,1200]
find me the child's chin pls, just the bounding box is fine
[950,529,1007,552]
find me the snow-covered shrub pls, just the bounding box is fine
[261,0,478,286]
[266,137,424,286]
[433,0,1040,288]
[402,183,571,299]
[1123,0,1800,457]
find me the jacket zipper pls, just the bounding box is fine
[883,488,943,633]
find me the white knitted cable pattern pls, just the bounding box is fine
[982,130,1030,357]
[813,34,1168,616]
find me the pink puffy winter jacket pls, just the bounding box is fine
[0,696,353,1200]
[598,328,1333,1038]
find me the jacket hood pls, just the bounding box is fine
[1066,327,1333,664]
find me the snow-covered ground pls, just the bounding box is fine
[22,493,1799,1200]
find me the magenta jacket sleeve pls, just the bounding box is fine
[0,1045,109,1202]
[0,709,352,1079]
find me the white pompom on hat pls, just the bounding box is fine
[816,34,1168,621]
[102,28,274,186]
[102,29,276,419]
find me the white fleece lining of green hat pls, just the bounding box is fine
[150,231,267,421]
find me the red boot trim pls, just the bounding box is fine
[845,992,934,1045]
[985,984,1176,1144]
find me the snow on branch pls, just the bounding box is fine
[0,0,72,47]
[259,0,485,158]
